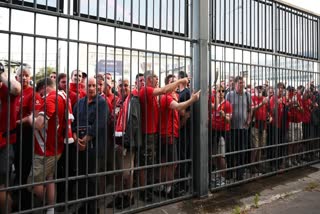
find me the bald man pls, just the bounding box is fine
[72,77,108,214]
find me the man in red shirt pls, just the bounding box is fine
[58,73,77,107]
[26,78,72,214]
[139,71,189,202]
[250,85,269,173]
[13,66,43,211]
[286,86,303,166]
[0,63,21,213]
[56,73,78,205]
[269,82,289,170]
[210,85,232,186]
[159,74,200,197]
[132,73,145,96]
[70,69,86,98]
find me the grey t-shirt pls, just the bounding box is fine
[226,90,251,129]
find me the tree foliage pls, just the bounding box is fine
[35,67,56,83]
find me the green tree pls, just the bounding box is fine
[35,67,56,83]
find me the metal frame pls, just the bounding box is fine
[209,0,320,191]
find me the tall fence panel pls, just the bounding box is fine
[208,0,320,191]
[0,0,195,213]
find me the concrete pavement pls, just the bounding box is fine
[144,163,320,214]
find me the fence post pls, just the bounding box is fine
[192,0,209,198]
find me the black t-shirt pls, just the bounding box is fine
[179,88,191,111]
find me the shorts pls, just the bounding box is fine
[288,122,303,142]
[0,144,14,185]
[139,134,158,166]
[251,127,267,148]
[28,154,61,183]
[160,137,178,162]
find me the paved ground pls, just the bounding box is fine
[144,163,320,214]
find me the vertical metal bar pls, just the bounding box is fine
[166,0,169,32]
[264,0,267,50]
[249,0,252,47]
[302,15,305,57]
[192,0,208,197]
[208,0,213,188]
[131,0,133,26]
[290,9,294,54]
[224,0,226,43]
[257,0,260,48]
[138,0,141,26]
[153,0,155,30]
[145,0,148,29]
[30,9,37,210]
[212,0,216,42]
[159,0,162,32]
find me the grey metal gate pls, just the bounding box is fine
[208,0,320,191]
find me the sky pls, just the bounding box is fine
[282,0,320,15]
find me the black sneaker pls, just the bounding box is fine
[107,196,122,208]
[139,190,153,202]
[119,195,135,209]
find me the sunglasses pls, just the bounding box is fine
[119,84,129,87]
[218,90,225,93]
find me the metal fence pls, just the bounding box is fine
[208,0,320,191]
[0,0,319,213]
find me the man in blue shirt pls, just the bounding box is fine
[72,77,108,214]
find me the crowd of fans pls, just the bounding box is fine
[1,62,320,213]
[210,75,320,187]
[0,63,200,213]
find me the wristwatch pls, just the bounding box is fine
[0,63,4,75]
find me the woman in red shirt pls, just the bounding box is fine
[210,85,232,187]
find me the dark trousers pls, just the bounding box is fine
[229,129,249,180]
[56,143,77,203]
[267,126,287,169]
[176,127,191,190]
[77,149,98,214]
[13,124,33,211]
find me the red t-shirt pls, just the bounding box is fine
[269,96,289,129]
[103,93,118,115]
[70,83,86,99]
[288,94,303,123]
[251,96,268,121]
[0,84,19,147]
[69,90,78,107]
[16,86,42,119]
[139,86,159,134]
[160,93,179,139]
[251,95,268,129]
[301,98,312,123]
[34,91,66,156]
[132,88,139,96]
[211,100,232,131]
